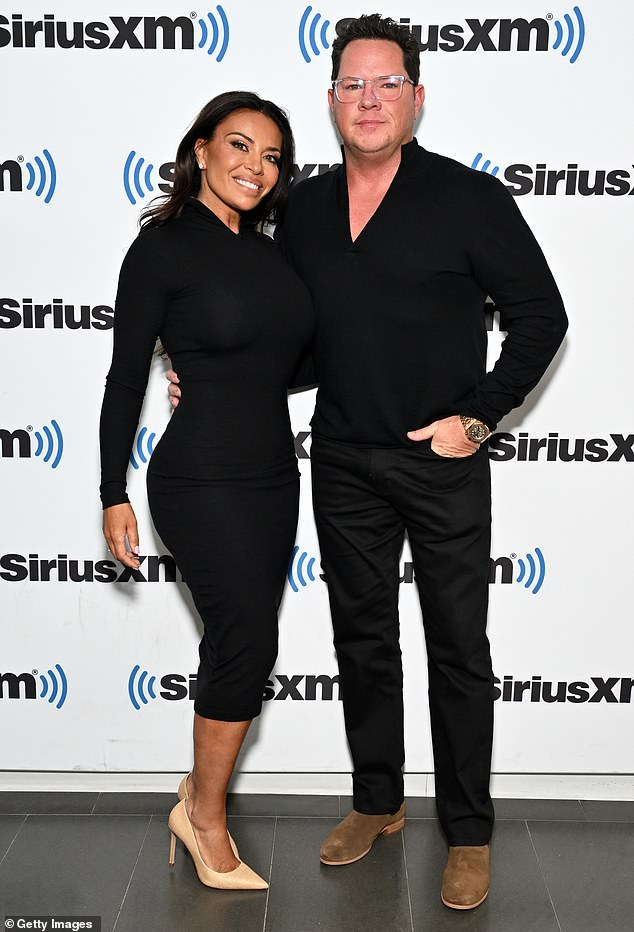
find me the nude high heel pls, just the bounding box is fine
[176,774,239,858]
[177,773,191,801]
[168,800,267,890]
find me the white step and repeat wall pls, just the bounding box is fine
[2,1,633,794]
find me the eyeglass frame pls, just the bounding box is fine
[331,75,416,103]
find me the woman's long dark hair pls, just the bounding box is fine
[140,91,295,230]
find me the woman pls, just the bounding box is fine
[99,91,313,890]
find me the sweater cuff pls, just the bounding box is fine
[100,482,130,510]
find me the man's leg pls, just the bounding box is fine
[392,441,493,907]
[311,438,406,842]
[396,442,494,842]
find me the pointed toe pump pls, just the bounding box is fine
[168,800,267,891]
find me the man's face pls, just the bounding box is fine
[328,39,424,158]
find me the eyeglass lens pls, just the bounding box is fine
[335,76,409,102]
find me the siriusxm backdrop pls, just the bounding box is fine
[1,0,633,793]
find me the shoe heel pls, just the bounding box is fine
[169,830,176,866]
[382,817,405,835]
[177,772,191,801]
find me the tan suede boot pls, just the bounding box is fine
[319,803,406,865]
[441,844,490,909]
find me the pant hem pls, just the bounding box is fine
[193,704,262,722]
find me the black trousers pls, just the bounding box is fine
[311,437,494,846]
[147,470,299,722]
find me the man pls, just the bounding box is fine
[170,15,567,909]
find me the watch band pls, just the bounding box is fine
[459,415,491,444]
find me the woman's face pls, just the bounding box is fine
[195,110,282,224]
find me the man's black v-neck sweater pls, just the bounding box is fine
[281,138,568,445]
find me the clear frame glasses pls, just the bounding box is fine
[332,75,415,103]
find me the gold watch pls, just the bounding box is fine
[459,415,491,444]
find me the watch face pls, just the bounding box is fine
[469,423,489,443]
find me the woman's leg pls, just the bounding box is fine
[148,471,299,871]
[186,714,250,871]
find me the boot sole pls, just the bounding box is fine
[441,888,489,910]
[319,817,405,866]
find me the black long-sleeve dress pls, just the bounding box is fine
[100,198,314,720]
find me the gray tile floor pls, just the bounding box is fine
[1,792,633,932]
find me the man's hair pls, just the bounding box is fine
[331,14,420,84]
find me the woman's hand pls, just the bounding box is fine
[103,503,141,568]
[166,368,181,408]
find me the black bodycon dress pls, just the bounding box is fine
[99,197,314,720]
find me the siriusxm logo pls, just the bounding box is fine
[289,547,545,594]
[472,153,500,177]
[494,675,634,704]
[130,426,156,470]
[196,7,230,60]
[287,545,319,592]
[302,9,586,64]
[128,666,341,708]
[295,432,634,464]
[0,553,181,583]
[0,421,64,469]
[472,155,634,197]
[340,7,585,62]
[123,159,337,202]
[0,150,57,203]
[0,10,230,58]
[0,664,68,708]
[292,162,339,186]
[294,432,312,460]
[401,549,547,595]
[263,674,341,701]
[489,433,634,463]
[128,664,162,709]
[488,549,546,594]
[298,5,332,62]
[0,298,113,330]
[123,151,174,205]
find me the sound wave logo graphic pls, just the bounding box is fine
[287,545,317,592]
[32,419,64,469]
[196,6,230,60]
[471,153,500,176]
[39,664,68,709]
[552,6,585,64]
[128,664,157,710]
[298,5,331,63]
[24,149,57,203]
[515,548,546,595]
[129,426,156,470]
[123,151,155,205]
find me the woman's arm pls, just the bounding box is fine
[99,231,171,564]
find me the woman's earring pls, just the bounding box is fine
[198,163,204,170]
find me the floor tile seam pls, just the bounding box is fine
[524,817,631,824]
[228,813,335,820]
[13,811,634,823]
[5,811,152,818]
[498,816,589,823]
[111,813,154,932]
[400,829,415,932]
[0,813,27,866]
[579,799,634,820]
[525,819,564,932]
[563,818,634,823]
[262,816,277,932]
